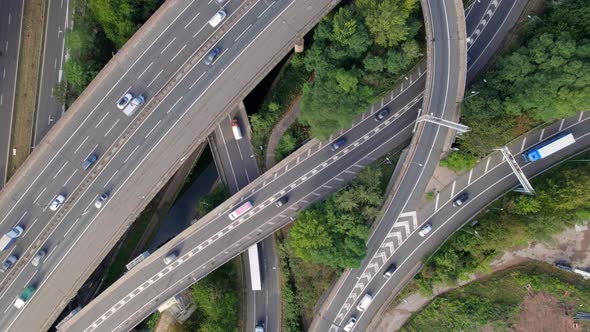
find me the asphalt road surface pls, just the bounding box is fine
[56,57,429,331]
[329,112,590,332]
[0,0,24,187]
[310,0,529,330]
[209,105,280,332]
[0,0,339,330]
[33,0,69,146]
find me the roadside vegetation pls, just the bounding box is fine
[178,263,240,332]
[442,0,590,171]
[415,150,590,293]
[403,262,590,331]
[248,59,311,163]
[299,0,423,139]
[56,0,162,105]
[279,154,398,330]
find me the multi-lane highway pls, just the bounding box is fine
[0,0,24,187]
[0,0,339,330]
[309,0,468,329]
[353,112,590,332]
[33,0,69,145]
[310,0,529,330]
[56,54,429,331]
[209,105,281,332]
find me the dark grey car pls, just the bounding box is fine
[204,47,221,65]
[82,154,98,170]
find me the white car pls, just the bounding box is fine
[117,93,132,110]
[95,193,109,209]
[418,223,432,237]
[343,317,357,331]
[208,10,226,27]
[31,249,47,267]
[49,194,65,211]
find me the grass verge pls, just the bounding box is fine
[7,0,47,178]
[402,262,590,331]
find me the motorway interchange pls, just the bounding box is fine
[0,0,586,331]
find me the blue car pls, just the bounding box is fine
[204,47,221,65]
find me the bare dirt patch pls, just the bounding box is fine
[512,292,581,332]
[8,0,47,179]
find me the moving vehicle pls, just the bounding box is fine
[343,317,357,331]
[0,226,24,251]
[375,107,390,121]
[383,263,397,278]
[208,10,226,27]
[452,192,469,207]
[255,321,264,332]
[117,93,132,110]
[275,196,288,208]
[231,118,243,140]
[94,193,109,209]
[82,154,98,170]
[229,201,253,220]
[331,137,347,151]
[49,194,66,211]
[14,286,36,309]
[163,251,178,265]
[122,95,145,117]
[126,251,151,271]
[356,293,373,311]
[0,255,18,273]
[31,249,47,267]
[523,132,575,162]
[247,244,262,291]
[418,223,432,237]
[204,47,221,65]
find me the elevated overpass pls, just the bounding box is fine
[0,0,340,330]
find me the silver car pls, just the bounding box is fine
[49,194,65,211]
[95,193,109,209]
[0,255,18,273]
[31,249,47,267]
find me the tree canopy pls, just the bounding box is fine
[299,2,422,139]
[287,166,385,270]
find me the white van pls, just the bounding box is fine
[122,95,145,117]
[229,201,252,220]
[356,293,373,312]
[231,119,243,140]
[209,10,226,27]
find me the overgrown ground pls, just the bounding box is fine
[7,0,46,178]
[402,262,590,331]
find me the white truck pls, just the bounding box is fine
[0,226,24,251]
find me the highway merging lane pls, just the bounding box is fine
[0,0,339,330]
[0,0,24,186]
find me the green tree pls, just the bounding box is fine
[439,152,477,173]
[356,0,419,47]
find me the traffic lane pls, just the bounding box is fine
[0,0,276,268]
[259,237,280,332]
[68,114,419,332]
[0,0,235,226]
[60,90,422,331]
[467,0,527,84]
[0,0,24,186]
[8,0,338,308]
[34,0,69,145]
[345,114,590,331]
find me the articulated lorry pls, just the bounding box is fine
[0,226,24,251]
[522,132,575,162]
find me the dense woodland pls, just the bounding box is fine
[300,0,423,138]
[443,0,590,170]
